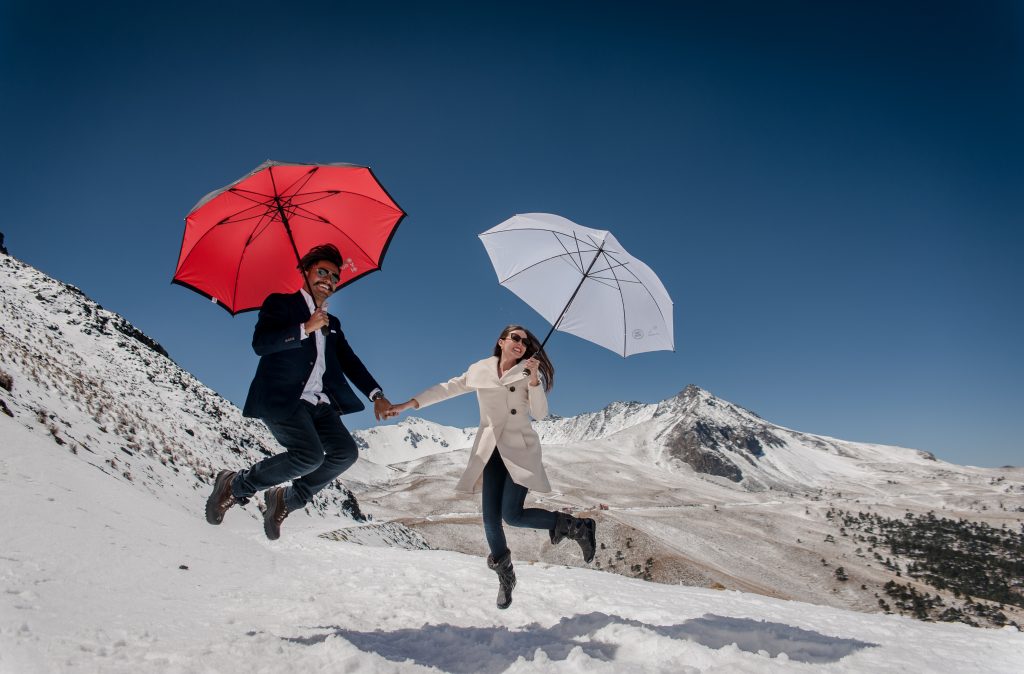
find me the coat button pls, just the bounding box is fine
[510,408,517,415]
[509,386,516,392]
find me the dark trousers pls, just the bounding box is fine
[232,401,358,512]
[481,449,557,558]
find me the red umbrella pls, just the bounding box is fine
[173,160,405,314]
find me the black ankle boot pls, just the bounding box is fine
[550,512,597,563]
[486,549,516,609]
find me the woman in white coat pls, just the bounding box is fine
[389,325,597,609]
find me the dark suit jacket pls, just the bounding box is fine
[242,292,380,421]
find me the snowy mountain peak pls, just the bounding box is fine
[352,416,476,466]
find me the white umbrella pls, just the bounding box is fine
[479,213,674,357]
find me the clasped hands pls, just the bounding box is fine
[377,357,540,422]
[373,397,419,421]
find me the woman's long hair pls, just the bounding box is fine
[493,325,555,392]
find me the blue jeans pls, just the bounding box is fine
[481,449,557,558]
[232,401,358,512]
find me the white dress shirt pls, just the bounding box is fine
[298,289,381,405]
[298,290,330,406]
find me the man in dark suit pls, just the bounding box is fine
[205,243,394,539]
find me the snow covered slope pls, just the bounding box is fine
[3,419,1022,673]
[0,253,388,530]
[3,251,1022,638]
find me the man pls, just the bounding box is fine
[205,243,393,539]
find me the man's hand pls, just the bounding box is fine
[387,400,419,417]
[304,307,329,335]
[373,397,397,421]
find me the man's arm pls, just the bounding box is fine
[252,295,305,357]
[333,329,381,398]
[333,330,395,420]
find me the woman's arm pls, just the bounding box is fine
[522,356,548,419]
[527,379,548,419]
[389,369,472,416]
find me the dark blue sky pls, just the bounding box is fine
[2,1,1021,466]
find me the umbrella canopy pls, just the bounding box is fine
[479,213,674,357]
[173,160,405,314]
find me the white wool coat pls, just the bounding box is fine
[412,356,550,494]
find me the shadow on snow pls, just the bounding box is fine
[283,612,877,671]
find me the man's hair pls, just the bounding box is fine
[298,243,343,271]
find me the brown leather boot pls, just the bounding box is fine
[205,470,239,525]
[263,487,290,540]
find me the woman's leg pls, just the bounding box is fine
[501,470,557,531]
[480,450,509,559]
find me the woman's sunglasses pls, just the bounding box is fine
[506,333,531,346]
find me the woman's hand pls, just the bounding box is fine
[524,357,541,387]
[388,399,419,416]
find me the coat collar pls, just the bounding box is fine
[465,356,530,388]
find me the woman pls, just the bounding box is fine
[389,325,597,609]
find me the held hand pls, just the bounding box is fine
[524,357,541,386]
[304,307,329,334]
[373,397,396,422]
[387,400,419,417]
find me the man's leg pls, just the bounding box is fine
[232,402,326,503]
[283,403,358,511]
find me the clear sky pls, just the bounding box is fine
[2,1,1021,467]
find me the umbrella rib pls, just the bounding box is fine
[584,276,620,290]
[246,206,281,245]
[480,226,601,273]
[227,187,278,203]
[604,249,673,337]
[552,232,586,274]
[220,205,280,226]
[498,250,598,284]
[223,207,282,308]
[277,166,319,199]
[600,250,630,357]
[319,221,379,272]
[285,191,342,207]
[571,232,586,272]
[174,203,276,299]
[292,188,404,215]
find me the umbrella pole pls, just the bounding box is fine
[537,244,604,352]
[275,199,319,307]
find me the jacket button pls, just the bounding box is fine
[510,408,517,415]
[509,386,516,392]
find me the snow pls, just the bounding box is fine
[3,252,1024,671]
[3,418,1023,673]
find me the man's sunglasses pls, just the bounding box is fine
[314,267,340,284]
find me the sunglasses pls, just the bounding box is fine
[506,333,531,346]
[314,267,340,284]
